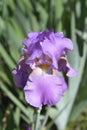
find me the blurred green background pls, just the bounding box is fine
[0,0,87,130]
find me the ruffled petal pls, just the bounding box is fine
[41,31,73,69]
[23,31,39,47]
[55,32,64,38]
[24,68,67,107]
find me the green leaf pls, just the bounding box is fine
[15,7,31,33]
[13,107,20,127]
[70,100,87,121]
[54,12,87,130]
[70,60,87,121]
[0,81,32,123]
[7,22,23,49]
[9,43,20,62]
[0,70,12,85]
[35,3,48,29]
[0,43,15,69]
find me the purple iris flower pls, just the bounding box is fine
[12,29,77,108]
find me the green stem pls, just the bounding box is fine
[46,101,70,130]
[35,108,41,130]
[41,106,50,130]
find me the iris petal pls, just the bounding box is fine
[58,58,77,77]
[12,60,31,88]
[24,68,67,107]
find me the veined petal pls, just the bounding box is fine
[24,68,67,108]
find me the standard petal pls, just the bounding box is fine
[41,32,73,69]
[24,68,67,107]
[55,37,73,51]
[55,32,64,38]
[41,38,59,69]
[23,31,39,47]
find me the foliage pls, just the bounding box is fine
[0,0,87,130]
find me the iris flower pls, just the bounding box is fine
[12,29,77,108]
